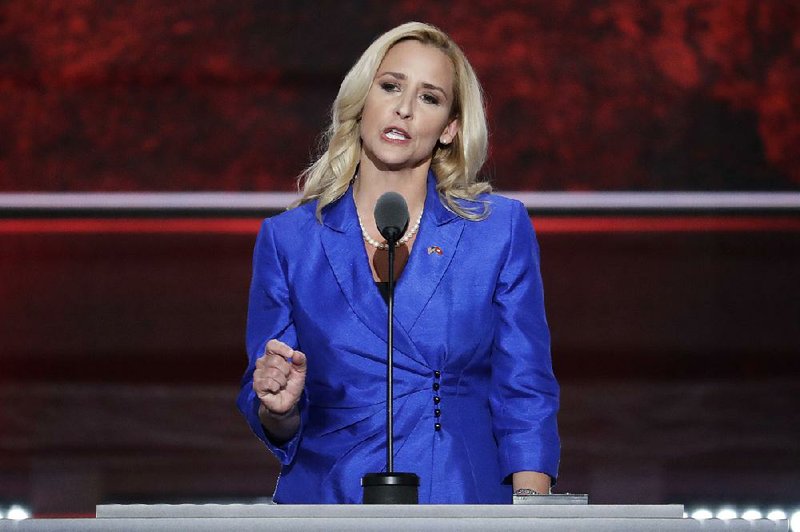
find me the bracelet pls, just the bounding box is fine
[513,488,543,496]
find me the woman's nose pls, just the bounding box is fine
[395,94,413,119]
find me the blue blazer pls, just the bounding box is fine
[238,172,560,504]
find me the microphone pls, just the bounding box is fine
[374,192,409,245]
[361,190,420,504]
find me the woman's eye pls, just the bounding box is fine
[421,93,440,105]
[380,82,399,92]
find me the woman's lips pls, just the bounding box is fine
[382,127,411,143]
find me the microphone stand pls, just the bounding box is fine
[361,233,420,504]
[386,233,396,472]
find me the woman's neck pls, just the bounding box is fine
[353,159,429,224]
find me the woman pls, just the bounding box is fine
[238,21,559,504]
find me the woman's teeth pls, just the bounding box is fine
[385,129,408,140]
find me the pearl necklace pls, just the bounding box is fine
[358,207,424,250]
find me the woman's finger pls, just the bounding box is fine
[266,339,295,361]
[289,350,307,372]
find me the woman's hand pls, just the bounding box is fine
[254,339,307,416]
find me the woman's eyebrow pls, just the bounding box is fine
[421,82,448,98]
[378,71,407,81]
[377,71,448,99]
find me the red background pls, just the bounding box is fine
[1,0,799,192]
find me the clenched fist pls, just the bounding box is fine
[253,339,307,417]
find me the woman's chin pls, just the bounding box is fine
[362,149,430,174]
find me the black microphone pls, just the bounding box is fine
[374,192,409,245]
[361,190,420,504]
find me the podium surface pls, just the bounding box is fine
[97,502,680,519]
[0,504,788,531]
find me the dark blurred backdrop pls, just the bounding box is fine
[2,0,799,193]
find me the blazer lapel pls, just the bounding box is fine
[320,186,427,368]
[394,171,464,335]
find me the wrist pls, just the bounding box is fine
[260,403,298,421]
[511,471,552,495]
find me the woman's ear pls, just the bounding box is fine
[439,118,460,145]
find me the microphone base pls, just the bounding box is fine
[361,472,420,504]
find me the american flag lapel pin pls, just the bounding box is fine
[427,245,443,255]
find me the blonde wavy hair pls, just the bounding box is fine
[295,21,491,221]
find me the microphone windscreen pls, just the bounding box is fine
[374,192,410,242]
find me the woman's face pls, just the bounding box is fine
[359,39,459,173]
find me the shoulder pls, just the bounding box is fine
[485,193,525,214]
[262,200,319,231]
[458,193,536,253]
[257,200,321,250]
[462,192,528,226]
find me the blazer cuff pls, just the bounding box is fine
[498,433,561,485]
[239,388,307,466]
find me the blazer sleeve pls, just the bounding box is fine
[489,200,560,483]
[237,217,308,465]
